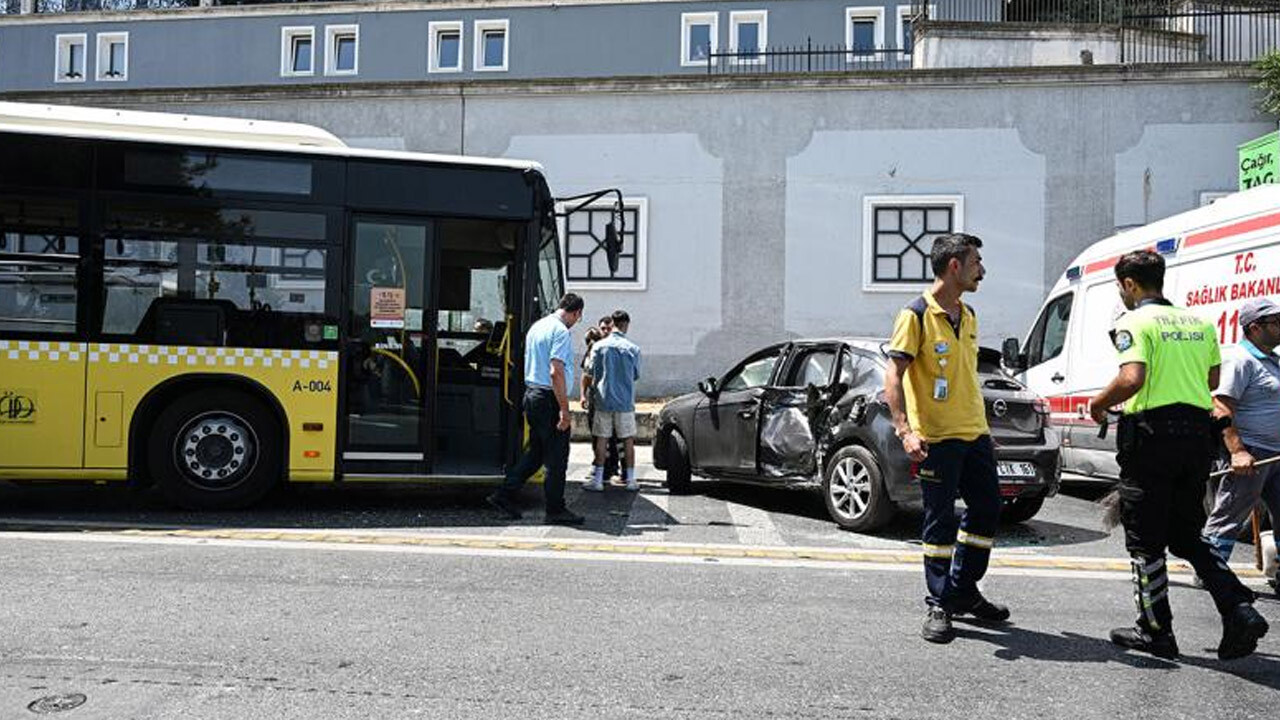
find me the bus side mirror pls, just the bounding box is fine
[604,222,622,275]
[1001,337,1026,371]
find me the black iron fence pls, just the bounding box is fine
[34,0,194,10]
[706,44,911,74]
[1123,6,1280,62]
[912,0,1220,24]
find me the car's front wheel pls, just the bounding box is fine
[1000,496,1045,524]
[664,430,693,495]
[823,445,894,532]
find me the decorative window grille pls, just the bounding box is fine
[862,195,963,288]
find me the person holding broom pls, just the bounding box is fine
[1202,296,1280,595]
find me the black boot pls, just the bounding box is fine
[1218,603,1269,661]
[1110,625,1180,660]
[921,607,954,644]
[950,594,1011,623]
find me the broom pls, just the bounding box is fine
[1099,456,1280,542]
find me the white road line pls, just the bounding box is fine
[725,502,786,547]
[3,529,1261,584]
[625,489,671,536]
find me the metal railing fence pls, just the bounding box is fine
[705,44,912,74]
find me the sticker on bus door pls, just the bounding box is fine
[370,287,407,329]
[1177,244,1280,344]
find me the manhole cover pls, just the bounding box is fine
[28,694,87,714]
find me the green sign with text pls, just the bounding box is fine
[1239,131,1279,190]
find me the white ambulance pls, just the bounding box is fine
[1004,184,1280,481]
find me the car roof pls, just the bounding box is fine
[789,337,888,355]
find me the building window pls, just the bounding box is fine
[558,197,648,291]
[729,10,767,64]
[428,21,463,73]
[473,19,508,72]
[325,24,359,76]
[280,26,315,77]
[862,195,964,290]
[845,6,885,59]
[897,4,933,57]
[95,32,128,81]
[55,33,87,83]
[681,12,718,67]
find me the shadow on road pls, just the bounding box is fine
[0,480,685,536]
[957,620,1280,690]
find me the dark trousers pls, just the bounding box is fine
[919,436,1001,610]
[499,387,569,512]
[1117,412,1253,633]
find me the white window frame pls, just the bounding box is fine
[845,6,886,62]
[728,10,767,65]
[896,4,932,58]
[95,31,128,82]
[428,21,464,74]
[280,26,315,78]
[473,19,509,72]
[1200,190,1232,206]
[681,12,719,68]
[325,24,359,76]
[556,196,649,292]
[861,194,965,293]
[54,33,87,84]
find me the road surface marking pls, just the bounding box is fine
[0,523,1266,582]
[725,502,786,547]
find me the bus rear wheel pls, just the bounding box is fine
[148,389,282,510]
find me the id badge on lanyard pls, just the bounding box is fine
[932,340,950,401]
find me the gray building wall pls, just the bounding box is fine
[0,68,1271,396]
[0,0,912,91]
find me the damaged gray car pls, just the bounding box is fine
[652,339,1062,532]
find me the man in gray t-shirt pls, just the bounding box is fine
[1204,297,1280,591]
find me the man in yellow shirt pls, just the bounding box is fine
[1090,250,1266,661]
[884,233,1008,644]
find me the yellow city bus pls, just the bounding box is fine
[0,102,584,509]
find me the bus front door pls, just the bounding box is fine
[342,218,434,474]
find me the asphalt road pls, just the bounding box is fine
[1,535,1278,720]
[1,444,1276,719]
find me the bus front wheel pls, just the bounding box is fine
[148,389,282,510]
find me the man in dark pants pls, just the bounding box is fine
[884,233,1010,644]
[1091,250,1267,660]
[487,293,586,525]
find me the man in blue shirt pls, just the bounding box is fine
[583,310,643,492]
[1204,296,1280,593]
[487,293,586,525]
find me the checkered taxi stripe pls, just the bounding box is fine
[0,341,335,369]
[0,341,87,362]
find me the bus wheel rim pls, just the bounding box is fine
[175,411,258,491]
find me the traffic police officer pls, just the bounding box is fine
[885,233,1009,645]
[1090,250,1268,660]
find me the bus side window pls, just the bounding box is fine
[1026,292,1073,368]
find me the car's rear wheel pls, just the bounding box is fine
[664,430,694,495]
[823,445,894,532]
[1000,496,1045,524]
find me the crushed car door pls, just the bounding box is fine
[758,344,840,479]
[693,346,784,474]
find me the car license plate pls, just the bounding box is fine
[998,461,1037,480]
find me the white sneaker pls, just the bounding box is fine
[583,479,605,492]
[625,479,640,492]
